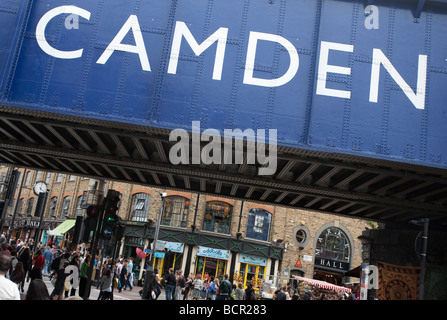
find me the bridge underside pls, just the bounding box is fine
[1,106,446,227]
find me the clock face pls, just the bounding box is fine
[34,182,47,194]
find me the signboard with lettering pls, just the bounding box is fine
[0,0,446,169]
[315,258,350,272]
[197,246,230,260]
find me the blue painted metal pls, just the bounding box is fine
[0,0,446,169]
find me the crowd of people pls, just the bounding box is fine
[0,233,139,300]
[1,234,358,301]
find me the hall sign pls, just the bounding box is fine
[315,258,350,272]
[36,5,427,110]
[13,219,40,229]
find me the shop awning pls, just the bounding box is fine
[47,219,76,236]
[292,276,351,293]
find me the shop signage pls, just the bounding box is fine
[197,246,230,260]
[154,252,165,258]
[315,258,350,272]
[13,219,40,229]
[239,253,267,267]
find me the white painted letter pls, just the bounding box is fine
[316,41,354,99]
[169,129,190,165]
[168,21,228,80]
[97,15,151,71]
[364,5,379,30]
[36,6,91,59]
[243,32,299,87]
[369,49,427,109]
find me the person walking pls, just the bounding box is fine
[191,274,203,300]
[42,246,53,275]
[141,266,157,300]
[17,247,31,293]
[98,268,113,300]
[50,252,70,300]
[206,278,219,300]
[174,269,186,300]
[79,254,91,299]
[234,282,245,300]
[164,268,176,300]
[217,274,232,300]
[30,249,45,282]
[118,260,128,292]
[0,253,21,300]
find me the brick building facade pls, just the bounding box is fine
[1,165,371,289]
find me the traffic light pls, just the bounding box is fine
[101,190,121,239]
[86,205,99,219]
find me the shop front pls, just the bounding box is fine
[152,241,184,277]
[235,253,268,290]
[313,225,352,285]
[194,246,230,281]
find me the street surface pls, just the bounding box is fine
[21,274,159,300]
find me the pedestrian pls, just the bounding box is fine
[0,253,21,300]
[118,260,128,292]
[8,250,18,279]
[50,252,70,300]
[154,268,162,299]
[25,279,51,300]
[42,246,53,275]
[98,268,113,300]
[64,254,80,298]
[275,285,287,300]
[174,269,186,300]
[183,273,194,300]
[234,282,245,300]
[191,274,203,300]
[79,254,91,299]
[164,268,176,300]
[141,266,157,300]
[30,249,45,282]
[126,257,134,290]
[10,261,25,288]
[217,274,232,300]
[245,282,256,300]
[206,278,219,300]
[17,247,31,293]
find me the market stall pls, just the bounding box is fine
[292,276,352,297]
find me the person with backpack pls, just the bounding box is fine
[206,278,219,300]
[217,274,232,300]
[49,252,70,300]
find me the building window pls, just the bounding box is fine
[246,209,272,242]
[203,201,232,234]
[130,193,151,222]
[60,196,71,219]
[45,173,51,184]
[24,171,31,186]
[315,227,351,263]
[75,196,84,216]
[17,198,24,217]
[161,196,189,228]
[56,174,63,183]
[49,197,57,218]
[26,198,34,217]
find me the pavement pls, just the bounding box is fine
[21,273,162,300]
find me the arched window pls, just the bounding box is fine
[60,196,71,219]
[315,227,351,264]
[203,201,233,234]
[162,196,189,228]
[49,196,57,218]
[130,193,151,222]
[26,198,34,217]
[246,209,272,241]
